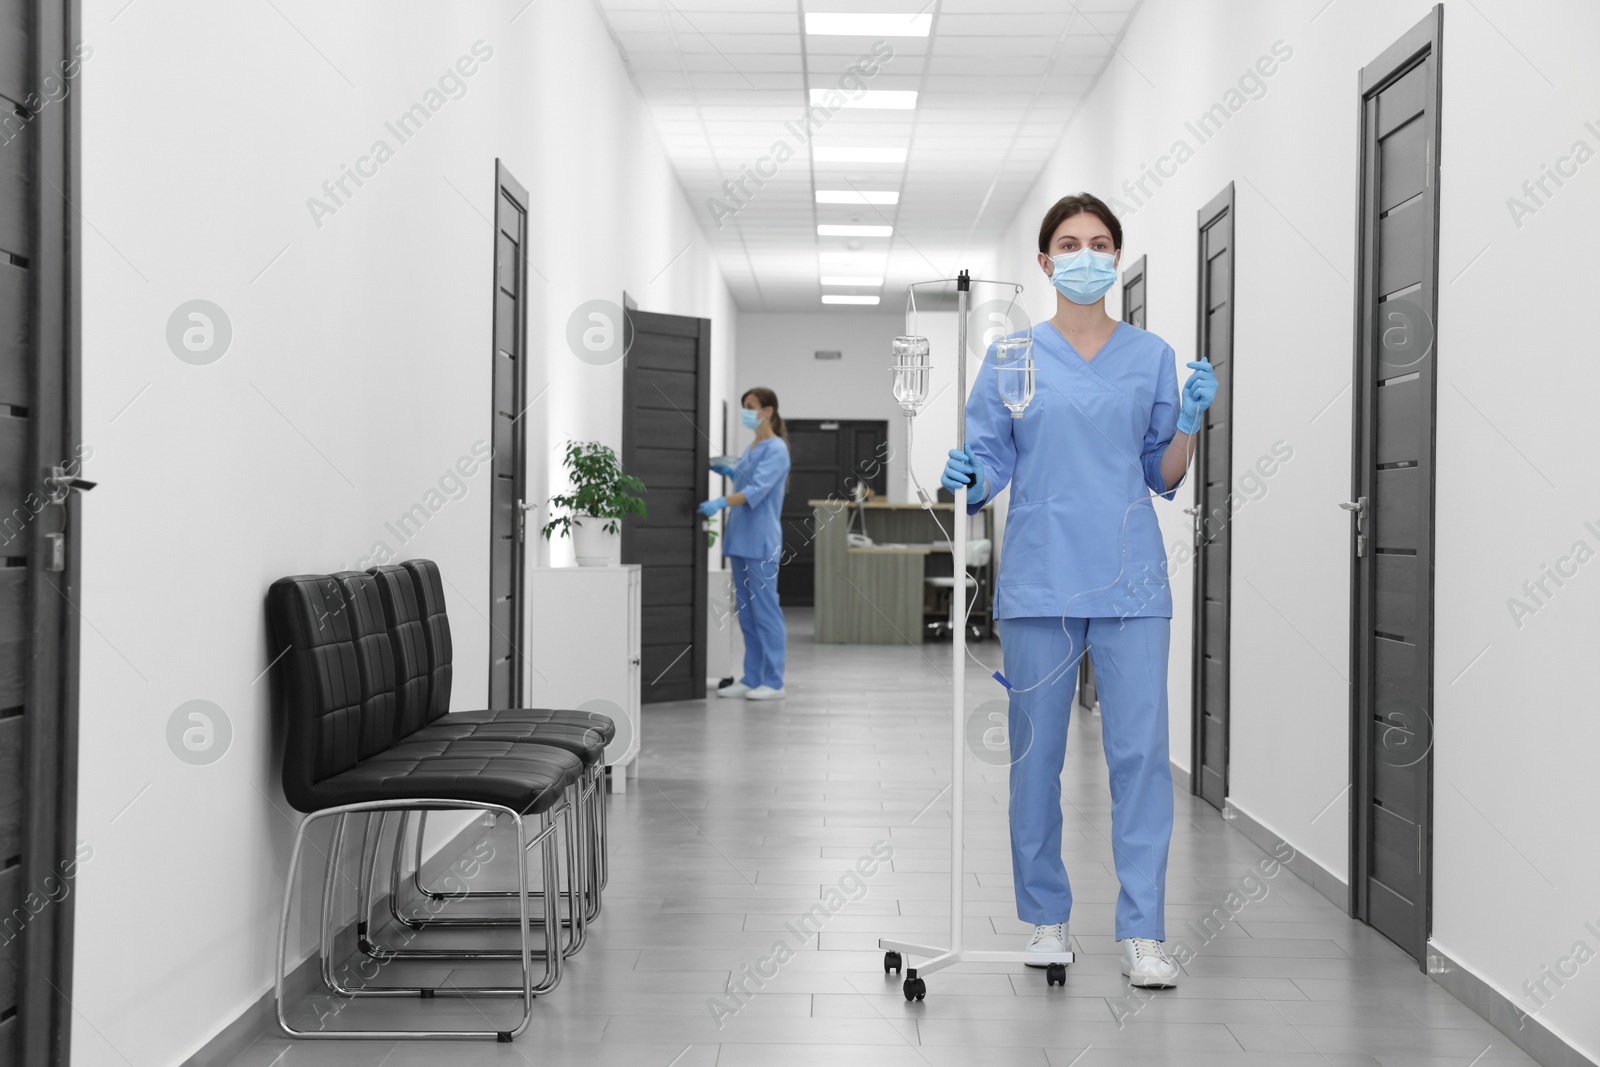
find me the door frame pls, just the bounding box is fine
[488,159,529,707]
[16,0,84,1061]
[1121,254,1146,327]
[1346,5,1443,958]
[1189,183,1236,807]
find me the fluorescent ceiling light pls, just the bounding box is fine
[822,295,882,305]
[813,146,907,164]
[819,252,886,266]
[804,13,932,36]
[809,89,917,110]
[820,276,884,287]
[816,190,899,205]
[817,224,894,237]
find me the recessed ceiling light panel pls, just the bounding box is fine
[808,89,917,110]
[804,13,932,37]
[815,190,899,205]
[817,224,894,237]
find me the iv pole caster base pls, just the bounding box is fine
[883,951,902,974]
[1046,962,1067,986]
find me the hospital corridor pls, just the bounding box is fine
[0,0,1595,1065]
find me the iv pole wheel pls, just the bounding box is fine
[903,976,926,1001]
[1046,962,1067,986]
[883,951,902,974]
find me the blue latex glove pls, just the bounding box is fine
[940,447,985,497]
[1176,359,1217,435]
[696,497,726,518]
[710,460,736,477]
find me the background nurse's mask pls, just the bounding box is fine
[740,408,762,430]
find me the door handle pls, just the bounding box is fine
[1340,496,1368,557]
[45,465,97,505]
[1182,505,1202,547]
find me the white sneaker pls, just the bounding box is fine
[1024,922,1067,967]
[1119,937,1179,988]
[745,685,786,701]
[716,682,751,699]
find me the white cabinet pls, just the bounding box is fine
[523,565,641,793]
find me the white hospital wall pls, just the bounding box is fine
[73,2,735,1064]
[1429,3,1600,1059]
[981,0,1599,1055]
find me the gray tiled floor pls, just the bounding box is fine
[236,608,1536,1066]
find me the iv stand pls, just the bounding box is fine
[877,269,1072,1000]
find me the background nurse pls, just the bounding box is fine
[700,387,792,702]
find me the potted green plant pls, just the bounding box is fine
[540,440,647,566]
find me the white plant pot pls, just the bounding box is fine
[571,515,619,567]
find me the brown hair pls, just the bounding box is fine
[741,387,786,441]
[1037,193,1122,253]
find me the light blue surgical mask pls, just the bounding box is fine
[740,408,762,430]
[1049,248,1118,305]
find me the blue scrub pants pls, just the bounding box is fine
[996,615,1173,941]
[730,555,785,690]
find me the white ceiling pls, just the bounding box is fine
[593,0,1142,311]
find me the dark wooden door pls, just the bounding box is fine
[486,161,530,708]
[1,1,81,1063]
[1349,6,1442,966]
[621,311,710,703]
[778,419,887,605]
[1191,184,1235,812]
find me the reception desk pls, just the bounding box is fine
[811,499,994,644]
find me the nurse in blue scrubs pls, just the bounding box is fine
[942,193,1216,988]
[700,387,793,702]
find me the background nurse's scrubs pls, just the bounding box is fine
[701,387,792,702]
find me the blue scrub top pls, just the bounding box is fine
[724,436,791,560]
[966,320,1180,620]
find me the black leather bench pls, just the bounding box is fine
[267,567,601,1042]
[373,560,613,928]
